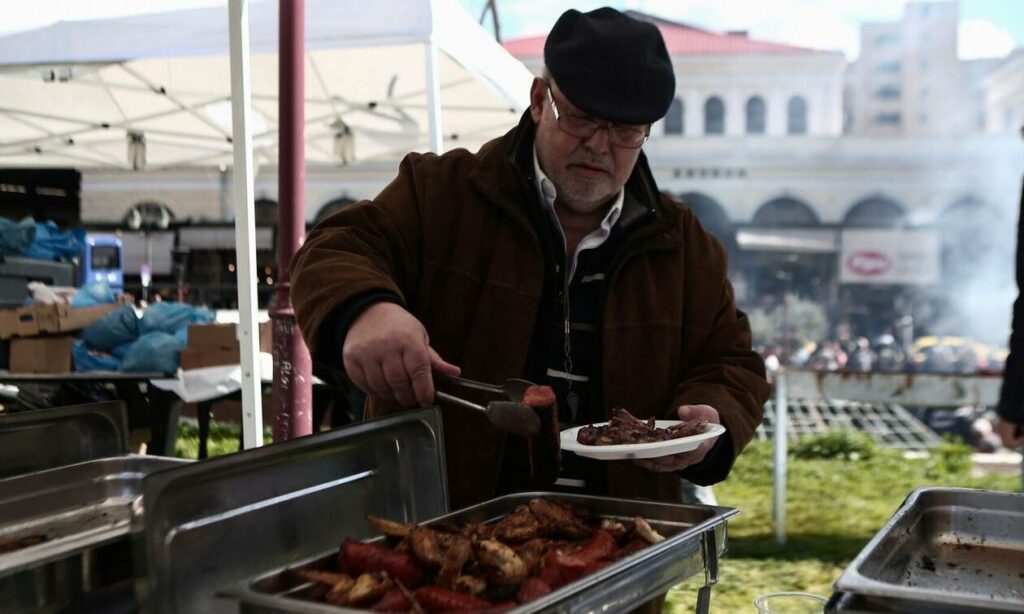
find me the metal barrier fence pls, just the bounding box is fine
[770,369,1005,545]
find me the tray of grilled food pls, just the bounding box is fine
[221,492,736,613]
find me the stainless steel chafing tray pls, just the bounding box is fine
[0,401,127,479]
[832,487,1024,613]
[0,454,190,613]
[139,407,448,614]
[221,492,737,614]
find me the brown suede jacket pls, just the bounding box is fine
[291,112,770,509]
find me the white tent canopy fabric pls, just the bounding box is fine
[0,0,533,169]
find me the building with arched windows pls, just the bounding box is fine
[70,4,1024,342]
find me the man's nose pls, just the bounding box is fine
[583,125,612,153]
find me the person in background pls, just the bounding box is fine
[996,174,1024,449]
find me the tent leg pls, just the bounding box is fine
[424,42,443,153]
[773,370,788,545]
[228,0,264,449]
[271,0,313,442]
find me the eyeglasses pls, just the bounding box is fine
[546,86,649,149]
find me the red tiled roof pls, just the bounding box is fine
[503,11,820,58]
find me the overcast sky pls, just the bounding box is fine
[0,0,1020,60]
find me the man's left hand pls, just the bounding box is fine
[633,404,720,473]
[995,416,1024,448]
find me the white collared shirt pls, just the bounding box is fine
[532,146,623,280]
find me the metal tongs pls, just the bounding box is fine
[435,374,541,437]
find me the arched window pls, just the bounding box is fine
[664,97,684,135]
[679,191,736,256]
[787,96,808,134]
[314,197,357,225]
[843,196,906,228]
[704,96,725,135]
[751,197,820,227]
[254,198,278,227]
[745,96,766,134]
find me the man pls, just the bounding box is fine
[292,8,769,510]
[996,175,1024,449]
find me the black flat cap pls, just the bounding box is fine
[544,8,675,125]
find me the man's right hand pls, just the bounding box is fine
[342,302,461,407]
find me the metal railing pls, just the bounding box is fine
[770,368,1005,545]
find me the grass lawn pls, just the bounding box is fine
[666,437,1020,612]
[175,424,1019,612]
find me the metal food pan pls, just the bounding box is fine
[834,487,1024,613]
[0,455,190,613]
[825,591,995,614]
[0,401,127,480]
[140,408,448,614]
[222,492,737,614]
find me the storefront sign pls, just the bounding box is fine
[840,229,940,285]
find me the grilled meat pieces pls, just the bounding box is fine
[576,407,708,445]
[490,504,542,542]
[528,498,592,540]
[306,497,670,611]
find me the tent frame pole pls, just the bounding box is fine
[228,0,264,449]
[424,41,443,153]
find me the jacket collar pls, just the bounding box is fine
[468,111,683,247]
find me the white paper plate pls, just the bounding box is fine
[560,421,726,460]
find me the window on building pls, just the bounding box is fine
[919,113,928,125]
[844,196,907,228]
[874,34,900,46]
[920,59,929,71]
[875,61,901,73]
[874,85,901,99]
[875,112,902,125]
[745,96,766,134]
[704,96,725,135]
[664,97,684,135]
[787,96,807,135]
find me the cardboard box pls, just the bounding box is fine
[10,335,75,373]
[179,346,240,370]
[179,321,273,370]
[259,320,273,354]
[0,303,119,340]
[51,303,120,334]
[187,323,238,350]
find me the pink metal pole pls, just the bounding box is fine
[272,0,313,441]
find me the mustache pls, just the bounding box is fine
[568,155,611,172]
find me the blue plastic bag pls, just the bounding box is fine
[23,221,85,261]
[139,303,215,335]
[81,304,140,351]
[120,332,183,374]
[173,326,189,346]
[72,340,121,372]
[0,217,36,256]
[71,281,116,308]
[111,342,134,360]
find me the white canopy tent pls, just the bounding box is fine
[0,0,533,447]
[0,0,533,169]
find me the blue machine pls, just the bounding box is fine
[82,234,124,292]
